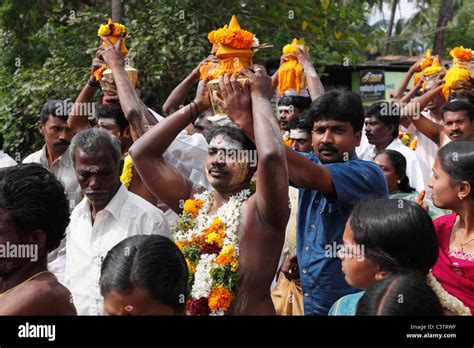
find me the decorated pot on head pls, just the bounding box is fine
[93,19,137,104]
[204,15,260,116]
[278,38,309,97]
[443,46,473,100]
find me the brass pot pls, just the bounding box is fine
[100,66,138,90]
[206,77,246,116]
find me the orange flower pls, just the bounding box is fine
[208,28,255,49]
[93,65,108,81]
[449,46,473,62]
[208,286,234,311]
[183,199,204,217]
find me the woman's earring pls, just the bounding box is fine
[397,180,401,184]
[375,273,385,281]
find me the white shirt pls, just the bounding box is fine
[23,145,82,208]
[400,110,442,186]
[63,185,170,315]
[357,138,426,192]
[0,150,17,168]
[148,109,210,189]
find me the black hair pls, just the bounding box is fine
[100,235,189,313]
[356,272,444,316]
[289,111,313,133]
[40,100,69,124]
[350,198,438,275]
[277,95,312,111]
[365,101,400,139]
[0,163,69,252]
[440,99,474,122]
[309,88,365,132]
[378,149,415,193]
[438,140,474,198]
[0,133,3,150]
[96,105,129,131]
[206,125,256,153]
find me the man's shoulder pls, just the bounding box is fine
[8,276,76,315]
[22,148,44,164]
[123,190,166,218]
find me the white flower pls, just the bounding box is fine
[191,254,216,299]
[427,271,471,315]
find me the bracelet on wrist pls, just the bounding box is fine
[88,76,100,88]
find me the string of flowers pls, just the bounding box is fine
[427,271,471,315]
[120,154,134,189]
[173,189,252,315]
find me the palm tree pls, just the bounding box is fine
[433,0,454,58]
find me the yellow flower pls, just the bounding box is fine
[442,64,470,100]
[97,24,111,37]
[186,259,196,274]
[183,199,204,216]
[208,286,233,311]
[98,18,126,38]
[120,154,134,189]
[205,232,223,247]
[216,244,238,269]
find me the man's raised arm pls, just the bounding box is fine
[241,66,290,228]
[129,81,211,213]
[400,84,445,146]
[101,36,156,141]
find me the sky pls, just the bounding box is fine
[368,0,419,25]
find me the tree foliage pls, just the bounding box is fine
[0,0,379,158]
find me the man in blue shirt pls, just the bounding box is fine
[285,89,389,315]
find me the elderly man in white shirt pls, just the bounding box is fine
[23,100,82,207]
[0,135,17,168]
[57,128,170,315]
[357,101,426,192]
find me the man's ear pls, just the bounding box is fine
[123,125,132,139]
[29,229,48,256]
[38,121,45,135]
[354,130,362,147]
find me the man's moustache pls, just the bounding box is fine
[318,145,338,153]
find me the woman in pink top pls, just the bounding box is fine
[428,140,474,314]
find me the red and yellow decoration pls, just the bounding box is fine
[278,38,307,96]
[442,46,473,100]
[94,18,128,81]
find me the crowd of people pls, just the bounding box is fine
[0,25,473,317]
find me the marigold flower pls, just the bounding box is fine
[449,46,473,62]
[183,199,204,216]
[208,286,233,311]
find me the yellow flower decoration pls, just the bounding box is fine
[208,286,234,311]
[120,154,134,189]
[186,259,196,274]
[442,46,472,100]
[216,245,238,271]
[98,18,126,37]
[183,199,204,217]
[205,232,223,247]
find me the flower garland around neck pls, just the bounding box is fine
[120,154,133,189]
[427,271,471,316]
[172,188,252,315]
